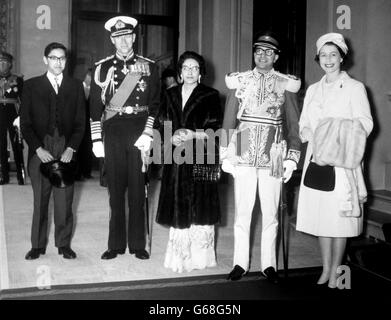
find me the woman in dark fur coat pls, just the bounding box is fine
[156,51,223,273]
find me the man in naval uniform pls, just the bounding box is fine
[0,51,25,185]
[221,33,301,283]
[89,16,160,260]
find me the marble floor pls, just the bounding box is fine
[0,170,321,290]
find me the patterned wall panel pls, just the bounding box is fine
[0,0,18,61]
[0,0,9,51]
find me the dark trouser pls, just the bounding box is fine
[103,116,146,251]
[76,117,93,178]
[29,155,74,249]
[0,106,25,181]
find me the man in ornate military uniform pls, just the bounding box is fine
[221,33,301,283]
[89,16,160,260]
[0,51,25,185]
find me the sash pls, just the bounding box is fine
[102,71,142,122]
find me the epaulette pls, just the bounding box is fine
[136,54,155,63]
[225,70,252,89]
[95,55,115,66]
[274,71,301,93]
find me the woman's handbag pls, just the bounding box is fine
[192,164,222,183]
[303,158,335,191]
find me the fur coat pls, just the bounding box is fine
[156,83,223,229]
[313,117,368,217]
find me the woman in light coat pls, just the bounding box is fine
[296,33,373,288]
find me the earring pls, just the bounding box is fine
[179,75,183,83]
[198,75,201,83]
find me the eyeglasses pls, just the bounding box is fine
[47,56,66,63]
[182,65,200,72]
[254,48,275,56]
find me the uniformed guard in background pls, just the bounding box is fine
[89,16,160,260]
[0,51,25,185]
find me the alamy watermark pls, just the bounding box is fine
[145,121,250,165]
[336,265,351,290]
[36,265,51,290]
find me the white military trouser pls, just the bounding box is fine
[233,166,281,272]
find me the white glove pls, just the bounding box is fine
[13,116,20,128]
[92,141,105,158]
[283,159,297,183]
[134,134,153,152]
[222,159,236,178]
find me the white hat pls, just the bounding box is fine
[316,32,348,55]
[104,16,138,37]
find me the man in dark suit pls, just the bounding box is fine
[0,51,25,185]
[20,42,85,260]
[90,16,160,260]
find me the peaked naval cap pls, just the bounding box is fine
[104,16,138,37]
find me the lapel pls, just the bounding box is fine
[41,73,55,94]
[181,84,202,124]
[317,71,350,108]
[58,75,70,97]
[168,84,209,126]
[40,74,57,111]
[167,86,183,126]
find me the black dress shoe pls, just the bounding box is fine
[17,172,25,185]
[130,249,150,260]
[227,265,246,281]
[25,248,46,260]
[58,246,77,259]
[101,249,125,260]
[262,267,279,284]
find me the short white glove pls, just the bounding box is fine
[92,141,105,158]
[134,134,153,152]
[283,159,297,183]
[13,116,20,128]
[221,159,236,178]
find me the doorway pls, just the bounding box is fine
[253,0,306,86]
